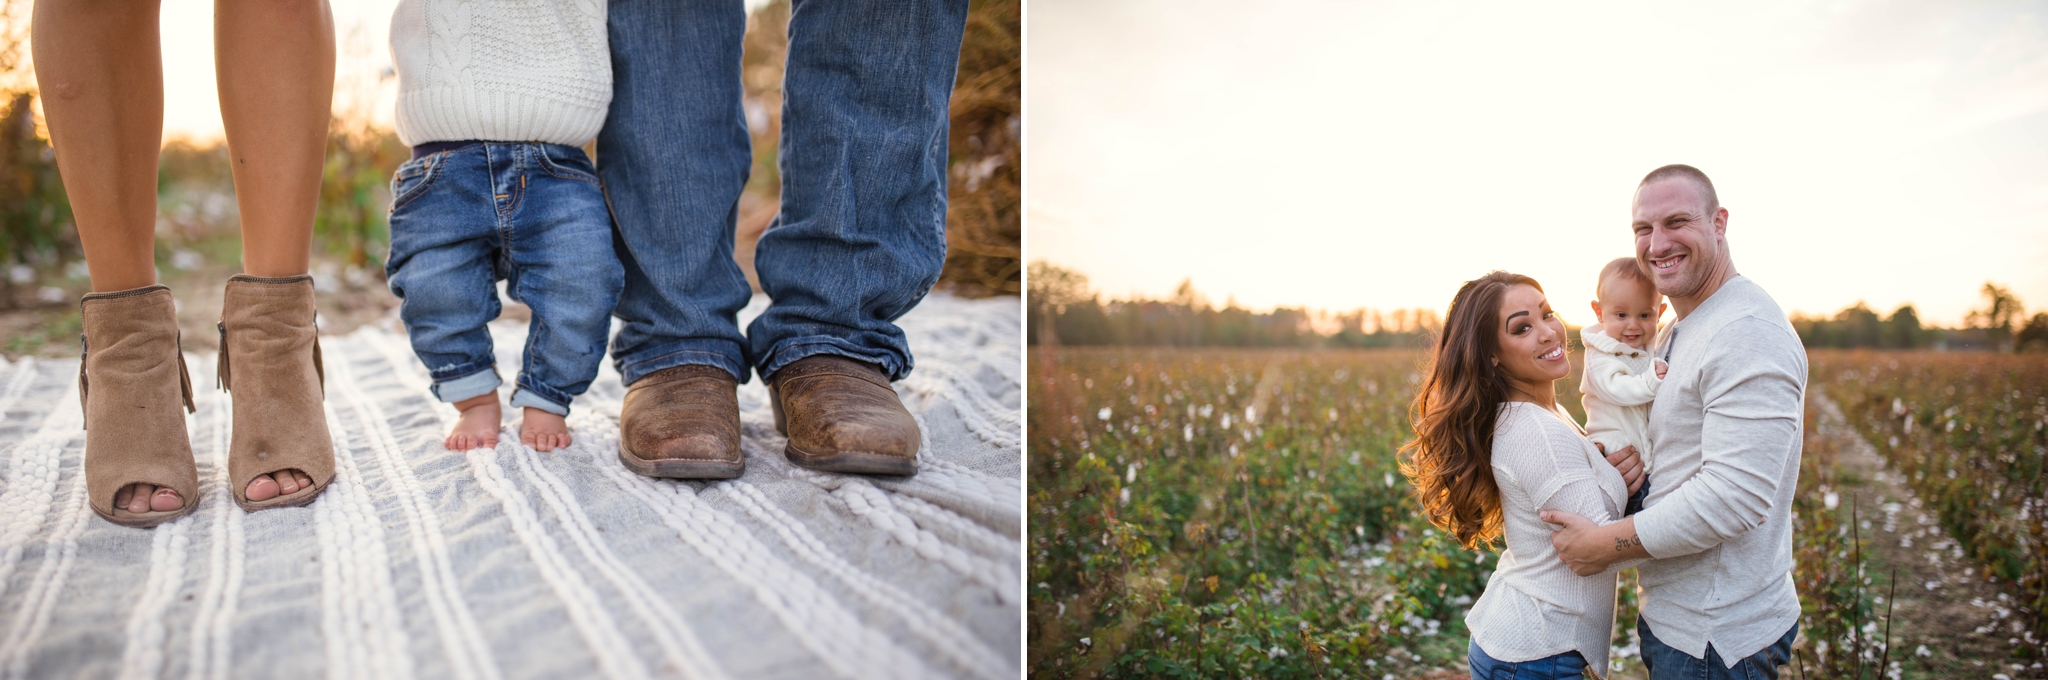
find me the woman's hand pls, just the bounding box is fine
[1598,443,1644,495]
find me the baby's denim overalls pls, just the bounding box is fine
[385,141,623,416]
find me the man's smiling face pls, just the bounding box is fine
[1632,178,1726,301]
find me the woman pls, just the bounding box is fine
[1400,271,1641,679]
[34,0,335,526]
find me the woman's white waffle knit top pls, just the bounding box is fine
[1462,401,1636,677]
[389,0,610,147]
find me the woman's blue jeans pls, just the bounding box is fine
[1468,640,1590,680]
[597,0,969,387]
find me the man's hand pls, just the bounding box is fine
[1598,443,1644,495]
[1540,512,1647,576]
[1654,359,1669,379]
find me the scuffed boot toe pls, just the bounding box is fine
[769,355,920,476]
[618,365,744,479]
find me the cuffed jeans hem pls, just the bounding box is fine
[431,369,502,404]
[509,387,570,416]
[757,338,910,383]
[618,342,749,387]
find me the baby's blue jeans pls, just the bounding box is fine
[384,141,623,416]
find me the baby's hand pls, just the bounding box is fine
[1654,359,1669,379]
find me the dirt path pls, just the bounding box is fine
[1811,388,2047,679]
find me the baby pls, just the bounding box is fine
[383,0,620,452]
[1580,257,1668,514]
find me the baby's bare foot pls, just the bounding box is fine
[445,394,502,450]
[520,408,571,452]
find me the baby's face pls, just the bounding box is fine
[1593,277,1663,349]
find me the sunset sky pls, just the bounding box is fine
[154,0,775,142]
[158,0,401,141]
[1028,0,2048,327]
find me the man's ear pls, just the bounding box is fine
[1713,206,1729,237]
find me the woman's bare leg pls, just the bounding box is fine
[34,0,186,514]
[31,0,165,295]
[215,0,331,279]
[215,0,332,501]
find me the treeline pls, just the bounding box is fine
[1031,261,2048,353]
[1793,283,2048,352]
[1026,262,1439,348]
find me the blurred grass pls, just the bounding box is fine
[942,0,1022,297]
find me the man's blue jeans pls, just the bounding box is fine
[1639,618,1797,680]
[598,0,969,387]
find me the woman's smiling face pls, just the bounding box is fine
[1494,283,1570,385]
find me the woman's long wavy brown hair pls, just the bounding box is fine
[1398,271,1544,550]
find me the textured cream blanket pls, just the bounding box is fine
[0,293,1020,679]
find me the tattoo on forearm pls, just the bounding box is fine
[1613,535,1642,552]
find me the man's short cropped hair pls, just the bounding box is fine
[1639,164,1718,213]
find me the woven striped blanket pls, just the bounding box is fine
[0,293,1020,680]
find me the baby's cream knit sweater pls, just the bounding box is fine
[1578,323,1663,467]
[389,0,610,147]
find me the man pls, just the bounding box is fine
[596,0,968,479]
[1541,165,1805,678]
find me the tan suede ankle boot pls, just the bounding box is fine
[81,285,200,527]
[218,275,333,511]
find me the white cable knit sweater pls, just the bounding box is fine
[389,0,610,147]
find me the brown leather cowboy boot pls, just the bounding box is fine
[617,365,744,479]
[218,275,334,511]
[80,285,200,527]
[767,355,920,476]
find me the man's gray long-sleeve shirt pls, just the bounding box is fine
[1635,275,1806,666]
